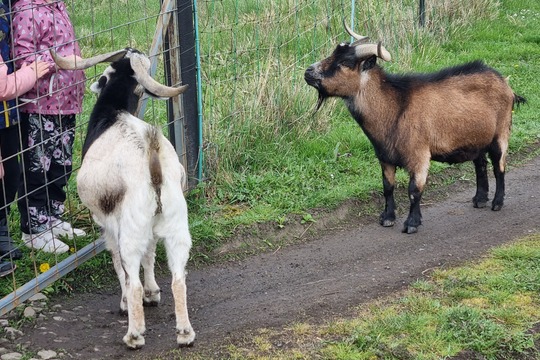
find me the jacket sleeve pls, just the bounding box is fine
[12,7,55,73]
[0,55,39,100]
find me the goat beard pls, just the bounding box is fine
[315,91,328,111]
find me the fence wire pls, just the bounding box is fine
[0,0,184,315]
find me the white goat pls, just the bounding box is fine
[51,48,196,349]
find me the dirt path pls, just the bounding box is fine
[16,155,540,359]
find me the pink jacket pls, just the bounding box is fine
[12,0,85,115]
[0,54,39,101]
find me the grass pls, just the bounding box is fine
[182,234,540,359]
[188,0,540,255]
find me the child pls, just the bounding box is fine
[12,0,86,254]
[0,0,48,276]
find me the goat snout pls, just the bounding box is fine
[304,65,321,88]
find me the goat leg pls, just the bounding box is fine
[489,142,507,211]
[402,172,425,234]
[142,241,161,306]
[472,154,489,208]
[379,162,396,227]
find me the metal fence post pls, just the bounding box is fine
[419,0,426,27]
[174,0,200,188]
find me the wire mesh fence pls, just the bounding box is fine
[198,0,499,194]
[198,0,430,186]
[0,0,190,314]
[0,0,499,314]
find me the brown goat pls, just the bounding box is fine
[304,25,525,234]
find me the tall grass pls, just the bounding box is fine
[193,0,503,244]
[199,0,501,185]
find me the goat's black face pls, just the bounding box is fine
[90,58,139,95]
[304,43,363,110]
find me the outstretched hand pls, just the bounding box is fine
[25,60,49,79]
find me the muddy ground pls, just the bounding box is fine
[14,153,540,359]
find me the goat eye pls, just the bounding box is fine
[98,75,108,88]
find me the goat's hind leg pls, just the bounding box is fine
[164,229,196,347]
[142,241,161,307]
[105,231,129,314]
[120,238,147,349]
[488,141,507,211]
[472,153,489,208]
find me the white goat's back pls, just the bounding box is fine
[76,112,192,266]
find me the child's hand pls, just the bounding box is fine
[26,61,49,79]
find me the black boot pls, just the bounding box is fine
[0,261,15,277]
[0,218,22,260]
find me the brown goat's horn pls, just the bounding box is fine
[355,42,392,62]
[50,49,128,70]
[130,52,188,98]
[343,19,370,45]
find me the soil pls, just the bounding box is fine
[14,153,540,359]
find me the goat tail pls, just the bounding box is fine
[146,127,163,215]
[513,93,527,109]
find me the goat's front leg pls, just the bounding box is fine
[164,233,195,347]
[472,153,489,208]
[403,162,429,234]
[379,162,396,227]
[142,241,161,307]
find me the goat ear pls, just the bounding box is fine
[361,56,377,71]
[90,75,108,94]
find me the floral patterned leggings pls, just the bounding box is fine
[17,113,76,234]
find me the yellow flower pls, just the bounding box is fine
[70,247,75,253]
[39,263,50,273]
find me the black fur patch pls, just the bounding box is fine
[83,59,139,159]
[147,127,163,215]
[432,147,483,164]
[384,60,496,93]
[99,185,126,214]
[362,56,377,71]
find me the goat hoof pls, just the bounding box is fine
[176,327,196,347]
[123,333,145,349]
[143,289,161,306]
[491,203,503,211]
[473,201,487,208]
[402,226,418,234]
[380,219,395,227]
[143,300,159,307]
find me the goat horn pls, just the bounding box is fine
[355,42,392,62]
[343,19,370,45]
[130,52,188,97]
[50,49,128,70]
